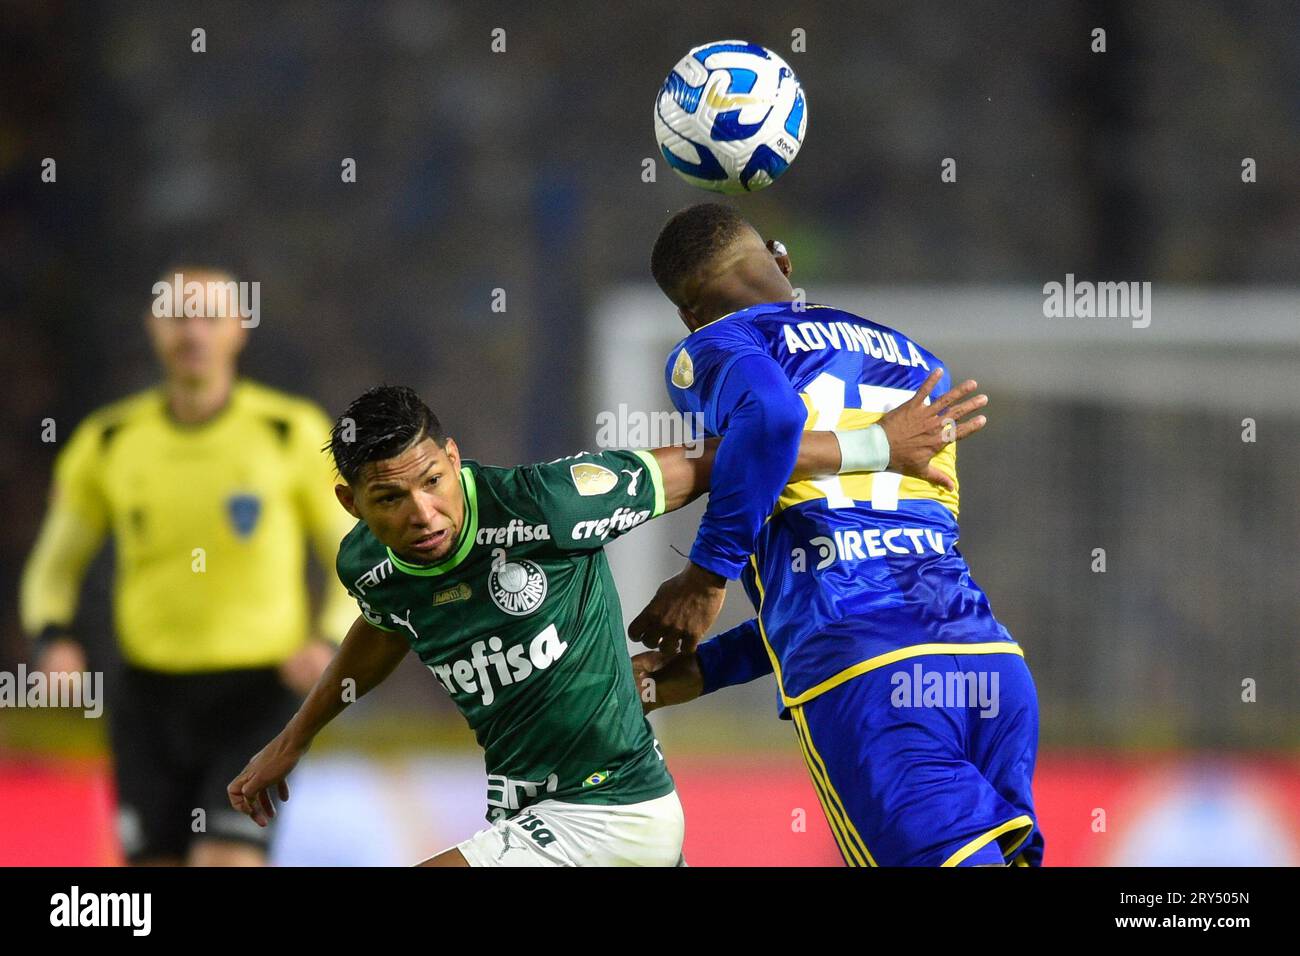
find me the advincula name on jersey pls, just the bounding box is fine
[779,314,931,368]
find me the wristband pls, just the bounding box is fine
[833,424,891,473]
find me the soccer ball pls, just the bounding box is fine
[654,40,808,194]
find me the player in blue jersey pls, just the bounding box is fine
[630,202,1042,866]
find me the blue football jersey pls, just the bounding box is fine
[665,301,1020,708]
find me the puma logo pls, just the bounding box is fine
[389,609,418,640]
[622,468,643,496]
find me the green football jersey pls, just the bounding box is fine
[335,448,673,821]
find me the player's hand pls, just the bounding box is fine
[878,367,988,492]
[632,649,704,714]
[278,638,337,697]
[227,731,305,827]
[628,562,726,655]
[35,637,87,678]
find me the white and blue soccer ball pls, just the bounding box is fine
[654,40,808,194]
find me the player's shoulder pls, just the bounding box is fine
[678,307,772,351]
[462,459,508,485]
[482,451,645,505]
[439,459,545,526]
[335,518,388,586]
[805,304,946,371]
[457,459,516,502]
[474,455,569,503]
[811,302,921,342]
[666,308,779,392]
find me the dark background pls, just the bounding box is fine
[2,0,1297,753]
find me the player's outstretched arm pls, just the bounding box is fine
[869,367,988,492]
[630,426,925,655]
[645,370,988,513]
[646,430,855,515]
[631,380,989,654]
[227,615,408,826]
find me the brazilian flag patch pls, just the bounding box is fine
[582,770,611,788]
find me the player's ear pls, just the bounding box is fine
[442,437,461,471]
[334,483,360,519]
[768,238,792,278]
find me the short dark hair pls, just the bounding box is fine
[650,202,752,308]
[329,385,445,484]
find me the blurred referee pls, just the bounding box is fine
[19,266,357,866]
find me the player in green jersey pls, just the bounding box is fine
[228,379,983,866]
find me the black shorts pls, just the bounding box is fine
[106,664,301,862]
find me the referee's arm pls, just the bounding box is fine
[295,405,361,646]
[19,419,109,664]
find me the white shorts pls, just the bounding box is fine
[455,790,686,867]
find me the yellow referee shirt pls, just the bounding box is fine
[20,380,358,672]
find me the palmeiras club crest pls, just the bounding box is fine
[488,560,548,616]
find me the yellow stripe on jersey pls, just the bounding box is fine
[792,714,864,866]
[748,556,1023,709]
[792,707,876,866]
[776,402,960,517]
[747,555,792,703]
[20,380,357,672]
[941,815,1035,867]
[784,642,1025,708]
